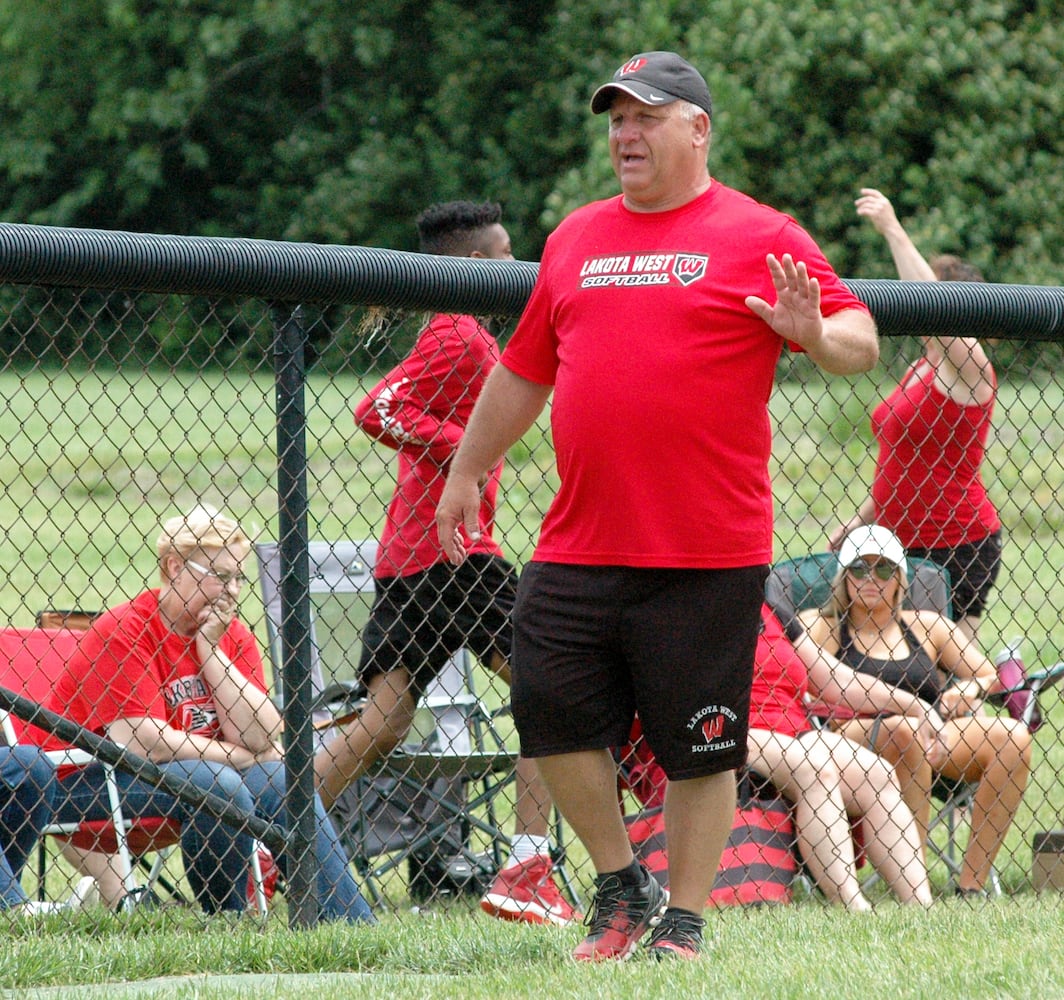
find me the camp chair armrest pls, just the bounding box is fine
[986,661,1064,706]
[43,747,96,768]
[805,701,892,730]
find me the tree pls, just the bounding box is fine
[0,0,1059,286]
[540,0,1063,284]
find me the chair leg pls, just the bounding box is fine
[102,763,139,901]
[249,840,268,916]
[36,838,47,903]
[137,853,188,905]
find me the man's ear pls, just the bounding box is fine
[693,113,711,147]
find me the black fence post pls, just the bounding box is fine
[272,302,318,929]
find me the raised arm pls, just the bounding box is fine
[856,187,994,407]
[855,187,937,282]
[927,334,995,407]
[185,591,282,755]
[436,364,552,564]
[196,643,283,756]
[812,307,880,375]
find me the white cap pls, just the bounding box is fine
[838,525,907,576]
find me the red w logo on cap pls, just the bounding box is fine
[619,57,647,75]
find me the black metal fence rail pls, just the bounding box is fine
[1,222,1062,339]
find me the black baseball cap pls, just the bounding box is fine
[590,51,712,117]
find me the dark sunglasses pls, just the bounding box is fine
[846,562,897,581]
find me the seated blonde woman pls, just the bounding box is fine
[799,525,1031,897]
[748,603,933,910]
[43,504,372,919]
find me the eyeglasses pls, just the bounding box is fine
[185,558,249,588]
[846,562,897,582]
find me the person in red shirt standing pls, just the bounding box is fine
[437,51,878,960]
[831,188,1000,645]
[313,202,575,926]
[44,506,373,920]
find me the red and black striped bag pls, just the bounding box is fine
[624,772,798,907]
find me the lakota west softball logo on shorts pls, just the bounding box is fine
[687,703,738,753]
[578,251,709,289]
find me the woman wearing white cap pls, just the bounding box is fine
[799,524,1030,897]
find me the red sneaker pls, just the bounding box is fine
[645,907,705,960]
[480,856,581,926]
[572,868,668,962]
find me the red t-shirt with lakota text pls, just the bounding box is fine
[502,183,869,568]
[44,589,267,742]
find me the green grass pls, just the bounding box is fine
[3,359,1064,995]
[5,896,1064,998]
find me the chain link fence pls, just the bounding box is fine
[1,228,1063,927]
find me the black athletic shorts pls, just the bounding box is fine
[905,530,1001,620]
[358,554,517,700]
[511,562,767,780]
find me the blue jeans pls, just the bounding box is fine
[0,747,57,908]
[54,758,373,922]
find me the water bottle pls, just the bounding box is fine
[995,638,1041,732]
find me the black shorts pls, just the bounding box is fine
[905,531,1001,620]
[359,554,517,699]
[511,562,767,780]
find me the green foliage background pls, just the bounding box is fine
[1,0,1059,294]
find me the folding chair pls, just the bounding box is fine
[766,552,1064,894]
[1,622,268,914]
[765,552,952,626]
[255,540,521,906]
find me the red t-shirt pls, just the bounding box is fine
[43,589,268,744]
[748,605,811,738]
[502,184,869,568]
[871,361,1000,548]
[354,312,505,578]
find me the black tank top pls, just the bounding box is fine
[838,618,942,704]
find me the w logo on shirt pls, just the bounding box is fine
[181,703,219,735]
[672,254,708,286]
[701,713,725,743]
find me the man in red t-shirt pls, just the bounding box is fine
[314,202,576,926]
[438,51,878,960]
